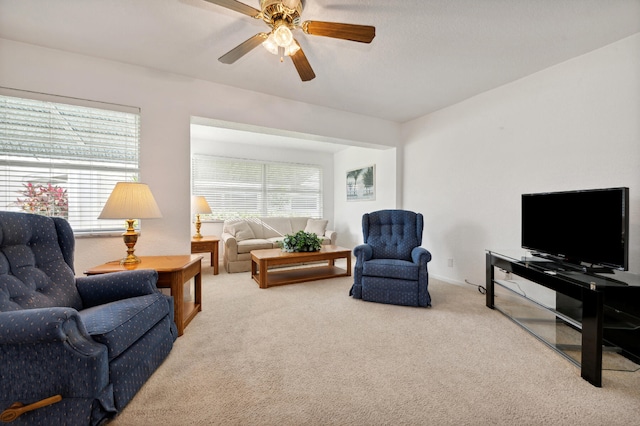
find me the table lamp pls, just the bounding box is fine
[192,196,212,239]
[98,182,163,265]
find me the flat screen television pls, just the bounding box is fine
[521,187,629,272]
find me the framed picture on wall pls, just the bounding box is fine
[346,165,375,201]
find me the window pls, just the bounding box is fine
[0,91,140,234]
[192,154,323,219]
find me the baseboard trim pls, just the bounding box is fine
[430,274,468,287]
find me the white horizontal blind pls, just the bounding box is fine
[192,154,323,219]
[0,93,140,233]
[265,162,322,217]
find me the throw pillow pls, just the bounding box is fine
[304,219,328,236]
[230,221,255,241]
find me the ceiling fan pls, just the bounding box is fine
[204,0,376,81]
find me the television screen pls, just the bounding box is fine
[521,187,629,271]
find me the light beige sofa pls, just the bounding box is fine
[221,217,336,273]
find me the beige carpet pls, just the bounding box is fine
[111,262,640,425]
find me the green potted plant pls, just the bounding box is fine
[280,230,323,253]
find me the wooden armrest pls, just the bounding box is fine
[1,395,62,422]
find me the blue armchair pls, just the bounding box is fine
[0,211,177,425]
[349,210,432,307]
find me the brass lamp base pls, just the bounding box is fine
[193,214,203,239]
[121,219,142,265]
[120,253,141,265]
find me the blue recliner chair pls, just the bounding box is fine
[349,210,432,307]
[0,211,177,425]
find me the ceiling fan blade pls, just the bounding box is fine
[290,41,315,82]
[218,33,269,64]
[203,0,261,19]
[302,21,375,43]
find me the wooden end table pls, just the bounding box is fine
[85,255,202,336]
[191,236,220,275]
[251,245,352,289]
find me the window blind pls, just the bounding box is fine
[0,93,140,233]
[192,154,323,219]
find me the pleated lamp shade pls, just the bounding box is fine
[98,182,162,264]
[99,182,162,220]
[191,196,212,215]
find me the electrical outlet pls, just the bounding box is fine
[447,258,454,268]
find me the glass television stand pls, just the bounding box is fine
[486,249,640,387]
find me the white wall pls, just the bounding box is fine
[333,146,399,248]
[0,38,399,274]
[402,33,640,284]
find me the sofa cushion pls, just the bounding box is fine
[289,217,310,232]
[362,258,419,281]
[237,239,274,254]
[79,292,169,360]
[260,217,293,238]
[229,221,255,241]
[267,237,284,246]
[304,219,328,236]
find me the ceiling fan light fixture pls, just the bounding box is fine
[262,32,299,58]
[287,41,300,56]
[273,24,293,47]
[263,33,278,55]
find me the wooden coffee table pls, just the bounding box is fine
[251,245,352,289]
[85,255,202,336]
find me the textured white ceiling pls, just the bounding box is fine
[1,0,639,123]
